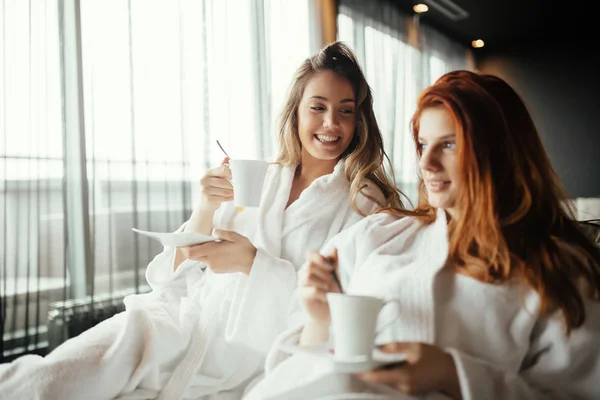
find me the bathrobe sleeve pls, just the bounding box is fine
[447,294,600,400]
[224,184,388,354]
[144,222,190,291]
[223,248,299,353]
[260,217,380,373]
[267,213,418,371]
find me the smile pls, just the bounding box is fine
[314,134,340,143]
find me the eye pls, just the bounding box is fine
[417,143,428,151]
[310,106,325,111]
[443,141,456,150]
[340,109,355,115]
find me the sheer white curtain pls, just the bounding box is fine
[80,0,311,204]
[0,0,65,359]
[338,0,473,203]
[1,0,313,358]
[79,0,312,296]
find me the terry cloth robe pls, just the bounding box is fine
[0,160,384,400]
[244,209,600,400]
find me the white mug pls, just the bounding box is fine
[229,159,268,207]
[327,293,400,362]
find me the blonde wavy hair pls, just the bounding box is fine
[274,41,407,214]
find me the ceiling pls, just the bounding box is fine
[391,0,593,51]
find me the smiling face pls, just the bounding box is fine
[297,70,356,164]
[417,106,461,218]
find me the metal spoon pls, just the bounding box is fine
[216,140,231,159]
[326,260,344,294]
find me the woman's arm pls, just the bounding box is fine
[297,249,341,346]
[295,214,400,346]
[172,208,217,270]
[173,159,232,270]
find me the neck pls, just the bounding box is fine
[445,208,459,222]
[297,153,340,182]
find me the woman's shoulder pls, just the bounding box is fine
[349,209,429,239]
[359,180,385,201]
[354,180,386,214]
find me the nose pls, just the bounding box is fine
[418,147,441,172]
[323,110,340,130]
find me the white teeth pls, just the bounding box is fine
[316,134,339,143]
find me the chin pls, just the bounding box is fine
[427,194,448,209]
[307,148,344,161]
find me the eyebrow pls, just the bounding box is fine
[309,95,355,104]
[418,133,456,142]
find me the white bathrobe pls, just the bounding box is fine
[0,160,384,400]
[244,209,600,400]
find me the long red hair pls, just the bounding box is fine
[384,70,600,332]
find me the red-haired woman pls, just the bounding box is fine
[244,71,600,400]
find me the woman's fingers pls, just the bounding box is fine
[299,285,328,302]
[306,250,332,267]
[201,176,233,190]
[200,175,233,203]
[378,342,414,354]
[357,367,412,394]
[218,164,232,180]
[180,246,206,261]
[327,248,339,269]
[299,271,330,291]
[306,262,334,282]
[306,251,335,274]
[298,250,339,307]
[202,185,233,198]
[298,261,334,287]
[201,165,232,183]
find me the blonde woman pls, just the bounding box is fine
[0,42,407,400]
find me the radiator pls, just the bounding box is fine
[46,286,150,352]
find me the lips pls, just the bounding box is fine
[426,180,450,186]
[425,180,451,192]
[314,134,340,143]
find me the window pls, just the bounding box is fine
[337,5,470,203]
[0,0,66,357]
[1,0,312,358]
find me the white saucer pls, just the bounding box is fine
[278,343,407,374]
[132,228,219,247]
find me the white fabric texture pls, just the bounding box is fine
[244,209,600,400]
[0,160,383,400]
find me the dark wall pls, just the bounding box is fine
[476,46,599,198]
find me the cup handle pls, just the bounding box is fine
[375,299,401,335]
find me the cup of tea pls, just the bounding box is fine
[229,159,269,208]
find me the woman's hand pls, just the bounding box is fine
[197,157,233,213]
[297,248,342,346]
[297,249,342,325]
[180,158,232,239]
[356,342,462,399]
[179,229,257,275]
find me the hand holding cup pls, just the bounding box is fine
[297,249,342,324]
[198,157,233,212]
